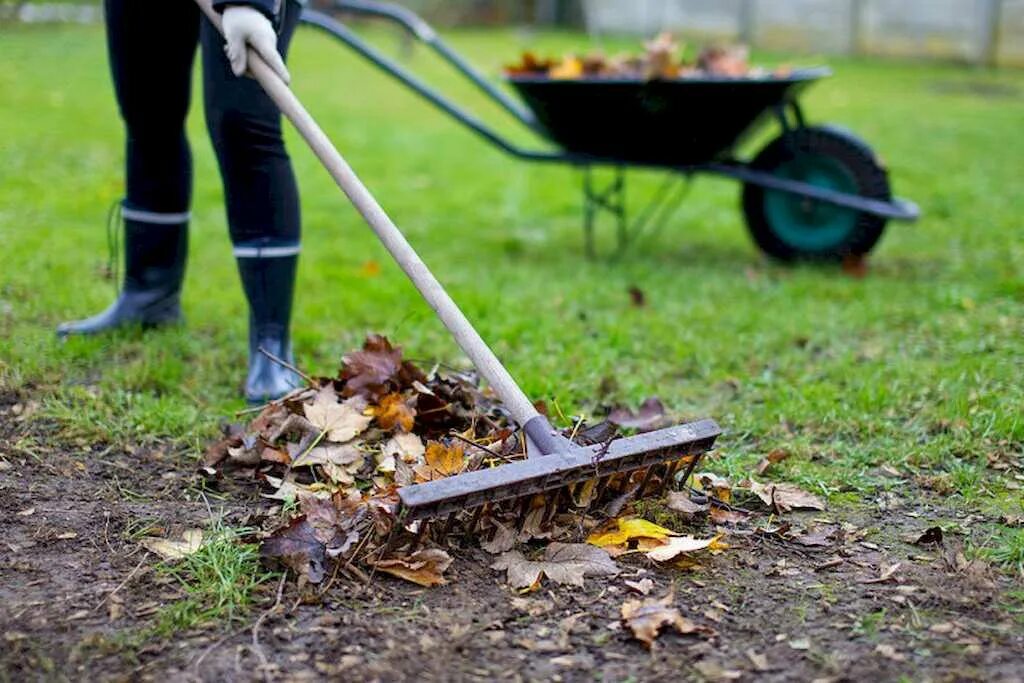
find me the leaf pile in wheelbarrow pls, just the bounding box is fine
[200,335,715,589]
[506,32,789,80]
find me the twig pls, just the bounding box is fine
[257,346,315,385]
[449,431,513,463]
[93,553,149,612]
[251,572,288,652]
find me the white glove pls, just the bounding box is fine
[222,5,291,84]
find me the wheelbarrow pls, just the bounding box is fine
[300,0,920,261]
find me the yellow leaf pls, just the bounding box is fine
[549,56,583,79]
[370,393,416,432]
[587,518,677,548]
[412,441,465,482]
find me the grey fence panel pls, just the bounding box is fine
[753,0,855,53]
[999,0,1024,64]
[583,0,1022,66]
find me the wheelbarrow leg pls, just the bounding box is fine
[581,166,627,259]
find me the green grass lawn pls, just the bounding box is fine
[1,24,1022,561]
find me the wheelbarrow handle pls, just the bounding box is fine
[193,0,543,430]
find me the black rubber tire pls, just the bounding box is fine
[741,125,892,262]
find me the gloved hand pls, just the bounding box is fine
[222,5,291,84]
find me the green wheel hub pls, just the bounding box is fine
[763,154,858,253]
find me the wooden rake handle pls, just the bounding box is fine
[194,0,540,428]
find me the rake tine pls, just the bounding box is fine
[677,452,704,491]
[542,487,565,526]
[636,466,656,498]
[465,503,486,537]
[515,496,533,532]
[659,459,682,493]
[439,510,458,539]
[593,474,613,503]
[407,520,430,553]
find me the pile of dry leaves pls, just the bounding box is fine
[506,33,789,81]
[190,335,834,647]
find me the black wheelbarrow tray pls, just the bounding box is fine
[301,0,920,261]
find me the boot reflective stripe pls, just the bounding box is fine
[233,244,301,258]
[121,207,191,224]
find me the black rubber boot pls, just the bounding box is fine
[57,204,188,337]
[235,241,301,404]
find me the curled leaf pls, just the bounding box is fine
[621,591,712,648]
[373,549,452,587]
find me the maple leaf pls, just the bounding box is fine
[491,543,618,589]
[413,441,465,482]
[292,443,363,469]
[340,334,403,397]
[302,387,371,443]
[373,549,452,587]
[371,392,416,432]
[378,432,425,473]
[260,516,327,583]
[140,529,204,561]
[621,591,712,649]
[742,478,825,512]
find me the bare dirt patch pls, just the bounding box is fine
[1,392,1021,682]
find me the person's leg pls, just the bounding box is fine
[201,1,302,402]
[58,0,199,337]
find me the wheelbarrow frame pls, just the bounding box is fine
[299,0,919,257]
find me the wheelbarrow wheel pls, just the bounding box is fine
[742,125,891,261]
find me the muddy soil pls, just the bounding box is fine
[1,393,1021,683]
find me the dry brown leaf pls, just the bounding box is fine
[303,387,371,443]
[754,448,790,475]
[491,543,618,589]
[413,441,465,482]
[666,491,708,518]
[371,392,416,432]
[481,521,517,555]
[340,334,404,397]
[708,506,749,525]
[140,529,204,561]
[261,516,327,583]
[292,443,363,469]
[743,479,825,512]
[698,473,732,503]
[373,549,452,587]
[621,591,710,649]
[607,397,667,431]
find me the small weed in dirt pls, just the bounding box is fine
[987,528,1024,577]
[149,522,273,638]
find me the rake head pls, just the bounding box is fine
[397,417,721,524]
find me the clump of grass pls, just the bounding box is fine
[150,522,274,637]
[987,528,1024,577]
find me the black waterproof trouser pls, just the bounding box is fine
[104,0,301,251]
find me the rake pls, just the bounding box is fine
[197,0,721,530]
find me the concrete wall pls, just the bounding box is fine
[583,0,1023,67]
